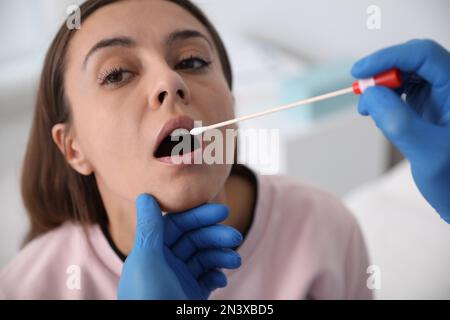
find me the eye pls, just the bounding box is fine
[175,56,211,71]
[98,67,134,87]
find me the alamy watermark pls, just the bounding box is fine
[366,5,381,30]
[66,264,81,290]
[366,264,381,290]
[165,122,280,175]
[66,5,81,30]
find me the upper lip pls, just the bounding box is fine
[153,115,195,156]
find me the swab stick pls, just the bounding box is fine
[190,68,402,135]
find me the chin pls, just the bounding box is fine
[156,185,217,213]
[155,166,230,213]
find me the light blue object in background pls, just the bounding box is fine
[279,60,358,125]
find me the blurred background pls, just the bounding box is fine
[1,0,450,299]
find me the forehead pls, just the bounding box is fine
[68,0,213,62]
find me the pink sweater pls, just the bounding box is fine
[0,174,372,299]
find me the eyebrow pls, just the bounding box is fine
[82,29,212,69]
[166,29,212,49]
[83,37,136,68]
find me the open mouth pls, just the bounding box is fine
[154,129,201,158]
[153,116,202,161]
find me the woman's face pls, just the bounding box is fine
[63,0,235,212]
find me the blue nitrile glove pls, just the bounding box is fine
[117,194,242,299]
[163,202,243,299]
[352,39,450,223]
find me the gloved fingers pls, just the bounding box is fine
[171,225,243,261]
[164,204,229,246]
[198,269,227,294]
[352,39,450,88]
[360,86,439,159]
[134,193,164,252]
[187,249,241,279]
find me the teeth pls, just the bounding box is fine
[170,128,189,138]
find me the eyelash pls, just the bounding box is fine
[97,67,132,86]
[175,55,212,71]
[97,56,211,87]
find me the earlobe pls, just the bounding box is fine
[51,123,94,176]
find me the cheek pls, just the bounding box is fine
[73,102,148,196]
[193,76,234,123]
[77,108,132,158]
[193,77,236,156]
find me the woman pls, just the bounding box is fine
[0,0,371,299]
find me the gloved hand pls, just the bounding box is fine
[117,194,242,299]
[351,39,450,223]
[163,201,243,299]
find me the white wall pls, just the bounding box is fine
[196,0,450,63]
[0,0,82,62]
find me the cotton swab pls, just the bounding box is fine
[190,68,402,135]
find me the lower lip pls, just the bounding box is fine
[155,146,203,168]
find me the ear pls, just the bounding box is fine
[51,123,94,176]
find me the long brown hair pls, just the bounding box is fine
[21,0,233,244]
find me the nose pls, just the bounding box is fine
[149,69,190,110]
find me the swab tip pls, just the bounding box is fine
[190,127,206,135]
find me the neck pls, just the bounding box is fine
[220,171,256,236]
[100,167,256,257]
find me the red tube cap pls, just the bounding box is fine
[352,68,402,94]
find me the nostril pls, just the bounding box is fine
[177,89,185,100]
[158,91,167,104]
